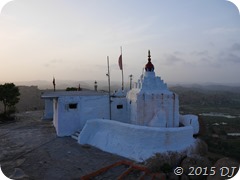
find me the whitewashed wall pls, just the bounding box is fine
[180,114,199,135]
[111,97,129,123]
[54,95,109,136]
[79,119,196,162]
[42,99,53,120]
[127,71,179,128]
[126,89,139,125]
[53,98,58,128]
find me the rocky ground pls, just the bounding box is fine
[0,111,239,180]
[0,111,129,180]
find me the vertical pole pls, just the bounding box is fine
[107,56,112,119]
[129,74,133,90]
[121,46,124,91]
[53,77,56,92]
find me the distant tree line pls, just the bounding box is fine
[0,83,20,119]
[66,87,78,91]
[66,86,82,91]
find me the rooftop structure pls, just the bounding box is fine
[42,51,199,161]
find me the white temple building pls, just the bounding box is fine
[42,51,199,161]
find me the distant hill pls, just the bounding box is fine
[1,80,239,92]
[13,80,93,90]
[17,86,45,112]
[0,82,239,113]
[169,84,240,93]
[0,86,44,113]
[10,80,123,91]
[169,85,240,115]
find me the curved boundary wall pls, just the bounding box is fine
[78,119,196,161]
[180,114,199,135]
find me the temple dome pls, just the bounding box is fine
[145,50,154,72]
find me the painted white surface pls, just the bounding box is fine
[53,98,58,128]
[79,119,196,162]
[180,115,199,135]
[111,97,129,123]
[44,58,201,162]
[127,71,179,127]
[112,89,127,97]
[111,89,129,123]
[54,95,109,136]
[42,99,53,120]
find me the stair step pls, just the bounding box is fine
[71,131,80,140]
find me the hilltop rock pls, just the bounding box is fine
[145,151,186,173]
[190,138,208,156]
[181,155,211,180]
[207,157,239,180]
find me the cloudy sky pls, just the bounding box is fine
[0,0,240,85]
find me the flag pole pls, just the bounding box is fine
[107,56,112,120]
[53,76,56,92]
[120,46,124,91]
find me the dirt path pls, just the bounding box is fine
[0,111,129,180]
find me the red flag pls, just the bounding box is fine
[118,54,122,70]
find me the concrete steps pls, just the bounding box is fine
[71,131,80,140]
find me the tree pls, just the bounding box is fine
[66,87,78,91]
[0,83,20,116]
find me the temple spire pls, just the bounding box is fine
[145,50,154,72]
[148,50,151,62]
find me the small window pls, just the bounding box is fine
[117,104,123,109]
[69,103,78,109]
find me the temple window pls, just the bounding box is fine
[69,103,78,109]
[117,104,123,109]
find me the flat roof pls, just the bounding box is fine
[41,90,108,99]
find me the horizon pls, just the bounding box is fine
[0,0,240,84]
[1,79,240,91]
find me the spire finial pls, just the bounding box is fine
[145,50,154,72]
[148,50,151,62]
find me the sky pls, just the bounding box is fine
[0,0,240,86]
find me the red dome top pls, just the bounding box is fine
[145,50,154,72]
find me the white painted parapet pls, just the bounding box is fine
[79,119,196,162]
[180,114,199,135]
